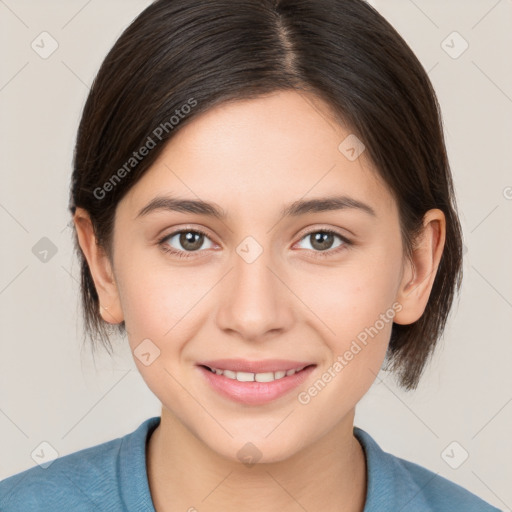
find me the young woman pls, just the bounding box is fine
[0,0,501,510]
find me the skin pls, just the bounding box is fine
[74,90,446,512]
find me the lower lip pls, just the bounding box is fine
[197,365,316,405]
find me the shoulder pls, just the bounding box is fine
[0,416,160,512]
[0,436,123,511]
[354,427,502,512]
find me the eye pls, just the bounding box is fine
[158,228,215,258]
[157,227,352,260]
[294,229,351,258]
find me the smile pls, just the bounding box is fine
[197,361,317,405]
[202,365,310,382]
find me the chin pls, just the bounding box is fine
[212,432,306,466]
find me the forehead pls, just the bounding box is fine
[120,90,397,221]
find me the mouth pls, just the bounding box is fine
[196,359,317,405]
[199,363,315,383]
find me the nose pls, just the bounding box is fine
[215,244,295,342]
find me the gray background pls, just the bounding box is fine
[0,0,511,509]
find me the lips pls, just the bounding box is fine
[197,362,317,405]
[197,358,315,374]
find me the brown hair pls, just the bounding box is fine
[69,0,463,390]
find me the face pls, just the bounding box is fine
[98,90,413,462]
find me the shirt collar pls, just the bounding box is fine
[354,426,432,511]
[119,416,161,511]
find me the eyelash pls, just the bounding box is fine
[157,228,352,260]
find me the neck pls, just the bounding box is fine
[147,406,367,512]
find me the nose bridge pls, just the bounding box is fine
[215,235,293,340]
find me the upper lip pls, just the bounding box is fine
[198,359,316,373]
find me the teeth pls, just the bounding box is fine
[208,366,306,382]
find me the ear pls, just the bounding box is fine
[394,208,446,325]
[73,207,124,324]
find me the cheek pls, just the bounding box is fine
[113,253,207,402]
[298,249,402,383]
[115,248,210,342]
[292,265,400,419]
[302,253,401,339]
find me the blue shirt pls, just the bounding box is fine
[0,416,501,511]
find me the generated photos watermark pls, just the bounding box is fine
[93,98,197,200]
[297,301,403,405]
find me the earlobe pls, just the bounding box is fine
[393,209,446,325]
[73,207,124,324]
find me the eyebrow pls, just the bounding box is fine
[135,194,376,221]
